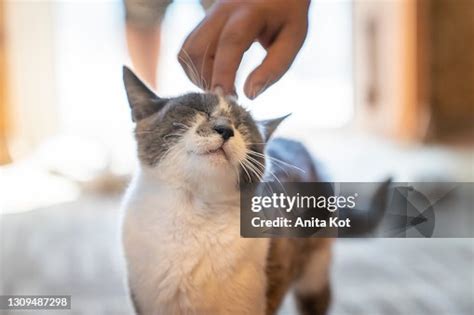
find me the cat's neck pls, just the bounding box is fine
[136,165,240,207]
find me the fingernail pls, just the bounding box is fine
[213,85,224,96]
[250,83,264,100]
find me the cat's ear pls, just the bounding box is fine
[123,66,168,122]
[257,113,291,142]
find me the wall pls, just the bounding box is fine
[5,1,58,159]
[0,0,10,164]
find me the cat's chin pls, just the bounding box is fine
[193,147,231,165]
[201,148,226,159]
[198,152,229,167]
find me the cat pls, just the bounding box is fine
[120,66,333,315]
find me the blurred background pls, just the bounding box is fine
[0,0,472,314]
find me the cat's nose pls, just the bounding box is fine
[213,125,234,141]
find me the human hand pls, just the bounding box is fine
[178,0,311,99]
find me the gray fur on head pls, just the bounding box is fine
[122,66,289,184]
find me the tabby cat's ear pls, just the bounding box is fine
[123,66,168,122]
[257,113,291,142]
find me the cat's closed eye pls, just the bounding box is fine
[197,109,210,119]
[177,105,210,119]
[172,122,191,130]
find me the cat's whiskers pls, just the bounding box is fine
[179,48,208,90]
[249,151,291,177]
[268,161,291,177]
[242,159,263,182]
[246,153,287,194]
[244,158,264,178]
[239,161,253,182]
[178,54,200,88]
[244,155,279,194]
[243,158,276,195]
[245,161,263,182]
[246,150,305,173]
[199,43,212,91]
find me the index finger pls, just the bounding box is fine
[211,12,264,95]
[178,13,227,90]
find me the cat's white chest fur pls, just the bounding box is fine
[121,170,270,315]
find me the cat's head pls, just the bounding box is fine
[123,66,288,189]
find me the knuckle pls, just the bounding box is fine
[220,30,245,47]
